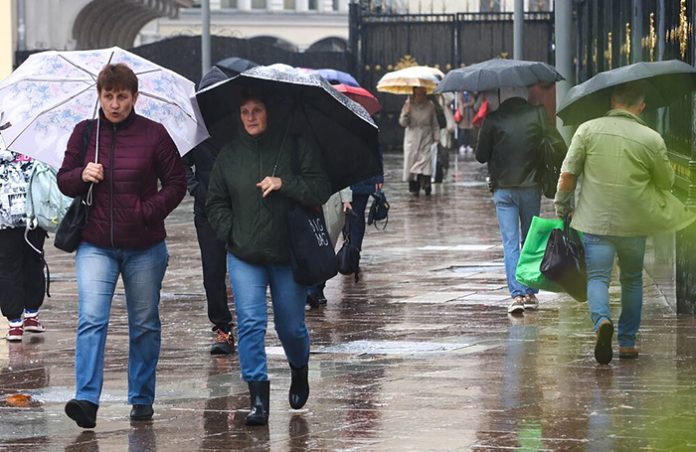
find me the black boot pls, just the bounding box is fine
[65,399,98,429]
[419,174,432,196]
[289,364,309,409]
[245,380,270,426]
[408,180,419,196]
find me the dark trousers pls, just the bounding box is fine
[194,214,233,333]
[0,227,46,321]
[348,194,370,251]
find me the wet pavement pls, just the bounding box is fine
[3,151,696,451]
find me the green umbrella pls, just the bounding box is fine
[557,60,696,126]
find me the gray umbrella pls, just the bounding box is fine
[557,60,696,125]
[435,58,564,93]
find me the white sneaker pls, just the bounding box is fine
[507,296,525,314]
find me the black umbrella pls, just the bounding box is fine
[214,57,258,77]
[557,60,696,125]
[435,58,564,93]
[195,64,381,192]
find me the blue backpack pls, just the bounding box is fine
[25,162,73,234]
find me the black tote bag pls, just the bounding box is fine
[287,204,338,286]
[337,210,361,281]
[54,120,96,253]
[540,216,587,302]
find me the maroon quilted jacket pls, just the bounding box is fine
[57,110,186,250]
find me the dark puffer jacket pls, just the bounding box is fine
[57,109,186,249]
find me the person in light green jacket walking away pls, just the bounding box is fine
[555,82,696,365]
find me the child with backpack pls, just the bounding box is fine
[0,149,48,341]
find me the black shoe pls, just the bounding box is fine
[306,291,327,308]
[289,364,309,409]
[594,320,614,365]
[65,399,98,429]
[210,329,235,355]
[130,404,154,421]
[245,381,270,426]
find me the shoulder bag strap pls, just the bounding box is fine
[84,118,99,207]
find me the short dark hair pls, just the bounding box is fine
[97,63,138,94]
[611,82,645,107]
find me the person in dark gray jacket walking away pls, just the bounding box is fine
[476,87,565,315]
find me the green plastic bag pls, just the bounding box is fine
[515,216,566,292]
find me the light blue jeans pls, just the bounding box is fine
[227,253,309,382]
[492,187,541,297]
[583,233,646,348]
[74,241,168,405]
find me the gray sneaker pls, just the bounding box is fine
[523,294,539,310]
[507,296,525,314]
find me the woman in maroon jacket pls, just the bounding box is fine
[57,64,186,429]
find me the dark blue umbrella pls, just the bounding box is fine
[558,60,696,125]
[314,68,360,87]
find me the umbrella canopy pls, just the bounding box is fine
[215,56,258,77]
[0,47,208,168]
[196,64,381,192]
[557,60,696,125]
[314,68,360,87]
[435,58,564,93]
[376,66,443,95]
[332,83,382,116]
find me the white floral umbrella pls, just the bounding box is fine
[0,47,208,168]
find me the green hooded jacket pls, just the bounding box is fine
[206,118,332,265]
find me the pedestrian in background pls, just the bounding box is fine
[57,63,186,428]
[555,82,696,365]
[349,175,384,254]
[0,150,47,341]
[399,86,439,197]
[206,90,331,426]
[476,86,566,315]
[456,91,476,153]
[182,66,236,356]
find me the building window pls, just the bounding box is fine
[284,0,296,9]
[251,0,266,9]
[528,0,548,11]
[308,0,317,10]
[480,0,501,12]
[332,0,338,10]
[221,0,238,8]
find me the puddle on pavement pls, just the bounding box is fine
[314,340,472,356]
[438,263,505,274]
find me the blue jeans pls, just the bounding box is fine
[74,241,169,405]
[227,253,309,382]
[583,233,646,348]
[492,187,541,297]
[348,194,370,251]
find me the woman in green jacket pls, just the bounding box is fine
[206,91,331,426]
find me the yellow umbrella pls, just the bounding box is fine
[376,66,444,95]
